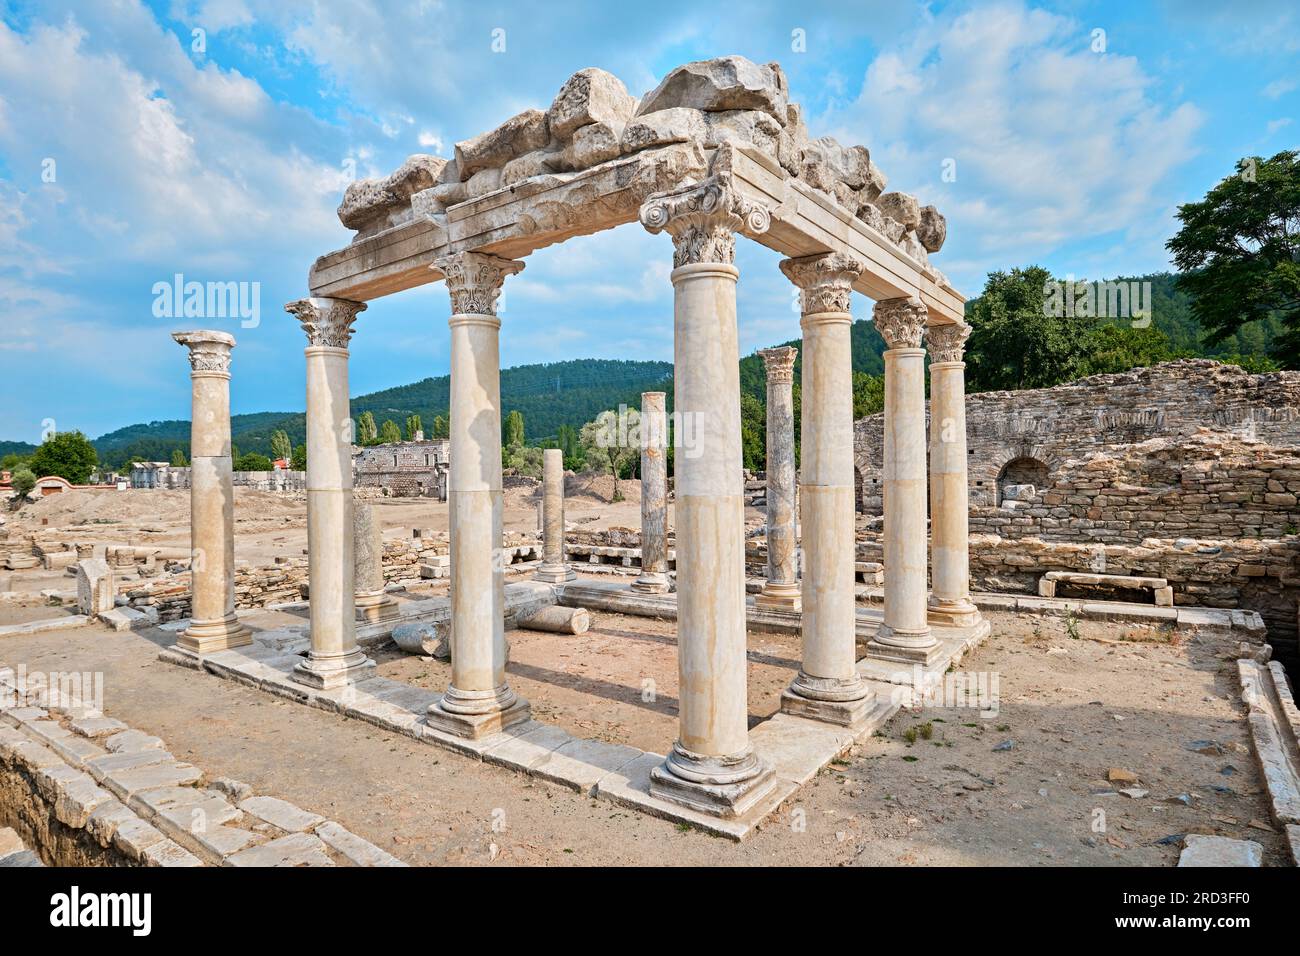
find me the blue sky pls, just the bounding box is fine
[0,0,1296,441]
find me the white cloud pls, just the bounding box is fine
[822,2,1203,290]
[1263,79,1297,100]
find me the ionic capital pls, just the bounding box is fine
[434,251,524,316]
[779,253,865,315]
[758,345,798,384]
[172,329,236,374]
[639,175,771,268]
[926,321,971,364]
[286,297,367,349]
[873,296,929,350]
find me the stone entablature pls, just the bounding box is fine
[855,360,1300,517]
[353,439,450,499]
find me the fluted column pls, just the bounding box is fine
[754,346,800,610]
[426,252,531,739]
[354,500,399,623]
[633,391,670,593]
[867,297,940,665]
[777,255,874,727]
[172,330,249,655]
[536,448,575,583]
[286,298,375,688]
[640,176,776,817]
[927,322,981,628]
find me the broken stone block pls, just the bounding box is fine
[75,558,113,616]
[238,795,325,834]
[637,55,788,126]
[454,109,549,180]
[621,107,709,153]
[1178,835,1263,867]
[557,121,625,171]
[917,204,947,252]
[876,191,921,229]
[391,621,450,659]
[547,67,637,141]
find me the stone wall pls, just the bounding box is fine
[353,440,449,499]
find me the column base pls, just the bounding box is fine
[535,563,576,585]
[426,685,531,740]
[865,625,943,667]
[755,582,801,611]
[291,649,376,689]
[175,615,252,656]
[927,596,982,629]
[354,592,401,624]
[631,571,671,594]
[649,743,777,819]
[780,673,874,729]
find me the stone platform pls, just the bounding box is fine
[157,586,908,840]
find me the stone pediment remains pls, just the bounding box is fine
[313,55,962,322]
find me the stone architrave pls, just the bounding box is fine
[425,252,532,739]
[639,176,777,817]
[171,330,250,655]
[633,391,670,593]
[536,448,575,583]
[754,346,800,610]
[285,298,376,688]
[866,297,940,665]
[927,322,981,628]
[776,254,874,728]
[354,500,399,623]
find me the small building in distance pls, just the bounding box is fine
[353,437,449,499]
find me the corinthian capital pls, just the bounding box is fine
[434,252,524,316]
[872,296,929,350]
[639,175,772,268]
[172,330,236,374]
[286,297,367,348]
[758,345,798,384]
[778,253,866,315]
[926,321,971,363]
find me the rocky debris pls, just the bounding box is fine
[330,55,945,267]
[636,55,789,125]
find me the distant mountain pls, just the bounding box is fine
[0,440,37,459]
[85,358,674,469]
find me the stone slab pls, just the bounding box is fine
[102,762,203,800]
[748,713,855,786]
[314,821,407,867]
[1177,835,1263,867]
[481,721,575,772]
[239,796,326,834]
[225,832,334,867]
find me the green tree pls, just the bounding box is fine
[169,448,189,467]
[1167,150,1300,364]
[557,423,583,470]
[852,372,885,419]
[29,431,98,485]
[504,410,525,449]
[378,419,402,444]
[270,429,292,463]
[10,467,36,497]
[290,443,307,471]
[431,415,449,439]
[356,411,377,445]
[405,414,423,440]
[234,452,274,472]
[1,453,23,470]
[1079,325,1175,376]
[579,409,639,502]
[739,392,765,471]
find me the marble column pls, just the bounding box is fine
[927,322,981,628]
[536,448,575,584]
[426,252,531,739]
[777,255,874,727]
[640,177,776,817]
[286,298,376,688]
[354,500,399,623]
[172,330,250,655]
[633,391,670,593]
[867,297,940,665]
[754,346,800,610]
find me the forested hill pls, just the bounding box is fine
[87,358,673,468]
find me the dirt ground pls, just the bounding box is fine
[0,595,1287,866]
